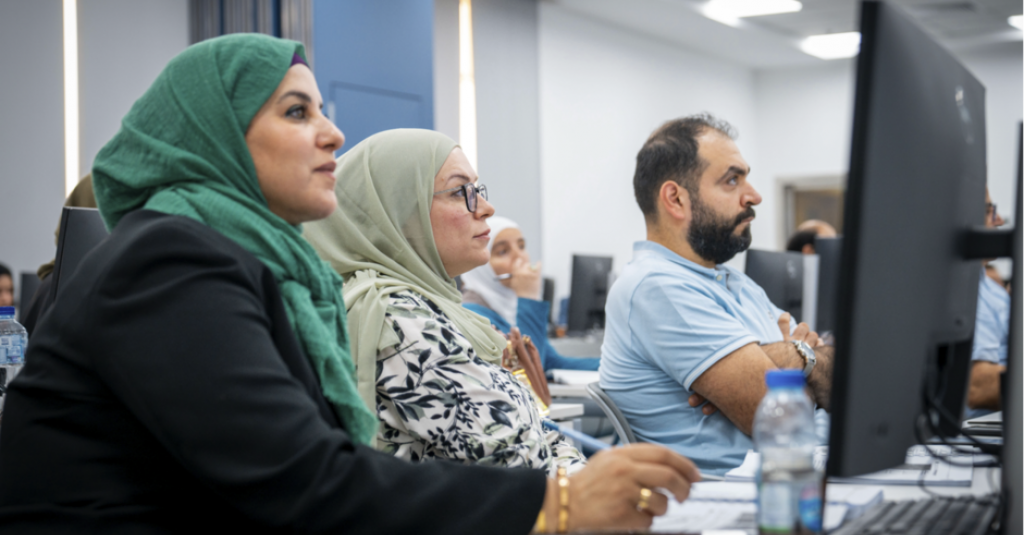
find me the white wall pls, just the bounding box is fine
[78,0,189,178]
[538,4,758,303]
[433,0,544,265]
[0,0,188,306]
[0,1,68,305]
[753,59,858,249]
[474,0,544,260]
[957,42,1024,216]
[433,0,459,141]
[754,43,1023,251]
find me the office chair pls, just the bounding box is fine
[50,207,110,302]
[585,382,637,444]
[18,272,40,315]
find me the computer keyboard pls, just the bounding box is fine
[829,494,999,535]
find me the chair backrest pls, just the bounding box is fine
[585,381,637,444]
[18,272,40,312]
[50,207,109,302]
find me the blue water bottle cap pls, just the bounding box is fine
[0,307,14,318]
[765,369,805,388]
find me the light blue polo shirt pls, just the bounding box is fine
[600,241,826,475]
[965,268,1010,419]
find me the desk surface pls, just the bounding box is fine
[548,402,584,421]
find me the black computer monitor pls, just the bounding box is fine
[826,0,996,478]
[50,207,110,301]
[566,255,612,335]
[814,237,842,336]
[744,249,809,325]
[1000,125,1022,534]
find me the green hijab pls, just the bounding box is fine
[303,129,507,414]
[91,33,377,445]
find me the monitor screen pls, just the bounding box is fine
[567,255,613,336]
[744,249,817,327]
[826,0,988,478]
[1000,124,1022,533]
[814,237,842,337]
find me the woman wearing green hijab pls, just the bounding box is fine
[305,128,702,530]
[0,34,686,533]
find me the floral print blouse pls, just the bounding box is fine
[375,290,586,475]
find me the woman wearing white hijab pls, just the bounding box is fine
[460,217,600,371]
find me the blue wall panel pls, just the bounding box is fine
[313,0,434,154]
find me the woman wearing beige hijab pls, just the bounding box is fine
[306,131,701,531]
[305,129,584,474]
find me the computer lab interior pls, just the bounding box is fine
[0,1,1021,533]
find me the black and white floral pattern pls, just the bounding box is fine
[375,290,586,475]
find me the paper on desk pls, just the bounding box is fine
[727,446,975,487]
[550,369,600,385]
[650,497,849,533]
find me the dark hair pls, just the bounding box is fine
[786,231,818,253]
[633,113,737,222]
[0,263,10,280]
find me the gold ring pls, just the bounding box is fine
[637,487,652,511]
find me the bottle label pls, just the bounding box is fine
[0,335,24,365]
[758,481,795,533]
[798,482,822,532]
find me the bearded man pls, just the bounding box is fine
[599,114,835,475]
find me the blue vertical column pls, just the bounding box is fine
[312,0,434,153]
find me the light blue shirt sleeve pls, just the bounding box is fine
[972,277,1009,366]
[629,274,759,391]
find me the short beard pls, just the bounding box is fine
[687,193,754,265]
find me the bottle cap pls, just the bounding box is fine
[0,306,13,318]
[765,369,805,388]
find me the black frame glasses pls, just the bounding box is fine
[433,183,488,213]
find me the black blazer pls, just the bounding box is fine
[0,210,545,534]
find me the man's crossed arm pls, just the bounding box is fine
[688,313,834,436]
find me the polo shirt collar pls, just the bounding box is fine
[633,241,745,296]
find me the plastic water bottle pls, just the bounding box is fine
[0,306,27,417]
[754,369,822,535]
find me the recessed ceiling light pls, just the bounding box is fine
[1009,15,1023,31]
[800,32,861,60]
[703,0,802,27]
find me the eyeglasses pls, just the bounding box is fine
[986,202,999,224]
[433,183,488,213]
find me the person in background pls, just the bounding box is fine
[600,114,835,475]
[19,175,97,336]
[461,216,600,372]
[0,35,698,533]
[966,189,1010,418]
[0,264,13,308]
[785,219,837,255]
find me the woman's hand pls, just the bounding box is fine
[505,257,543,299]
[538,444,700,532]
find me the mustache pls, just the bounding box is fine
[733,207,756,226]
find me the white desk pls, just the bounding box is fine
[549,383,589,398]
[830,466,1000,501]
[548,402,584,421]
[653,468,1001,534]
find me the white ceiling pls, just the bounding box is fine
[548,0,1024,69]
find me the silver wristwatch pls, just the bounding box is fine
[791,340,816,377]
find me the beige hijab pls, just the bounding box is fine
[304,129,507,413]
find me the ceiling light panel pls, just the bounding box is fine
[800,31,861,60]
[1010,15,1023,30]
[703,0,802,26]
